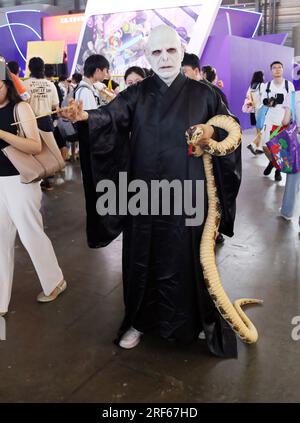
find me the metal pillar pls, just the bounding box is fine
[271,0,277,34]
[263,0,268,34]
[74,0,81,12]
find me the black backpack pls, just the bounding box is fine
[266,79,289,96]
[73,82,100,107]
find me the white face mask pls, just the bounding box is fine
[145,25,184,86]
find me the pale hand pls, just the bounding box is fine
[59,99,88,122]
[187,124,214,148]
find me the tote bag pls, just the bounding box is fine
[265,93,300,174]
[3,103,65,183]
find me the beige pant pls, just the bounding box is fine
[0,175,63,312]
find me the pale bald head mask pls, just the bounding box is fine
[145,25,184,86]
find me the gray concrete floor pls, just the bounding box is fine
[0,129,299,403]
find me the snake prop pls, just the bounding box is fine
[186,115,263,344]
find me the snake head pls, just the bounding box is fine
[186,126,197,141]
[186,125,205,158]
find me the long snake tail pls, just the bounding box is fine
[187,115,263,344]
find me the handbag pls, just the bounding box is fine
[265,92,300,174]
[242,90,254,114]
[3,103,65,183]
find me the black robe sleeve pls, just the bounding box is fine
[207,88,242,237]
[78,84,139,248]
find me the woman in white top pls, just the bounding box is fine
[0,63,66,316]
[243,71,265,155]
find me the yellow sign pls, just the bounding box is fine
[26,41,65,76]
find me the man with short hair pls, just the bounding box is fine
[23,57,61,191]
[261,61,295,181]
[7,60,30,101]
[7,60,19,75]
[202,65,217,84]
[181,53,203,81]
[23,57,59,124]
[182,53,229,108]
[75,54,109,110]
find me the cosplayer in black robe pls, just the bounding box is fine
[77,70,241,358]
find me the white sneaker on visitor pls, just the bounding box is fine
[280,214,292,222]
[198,331,206,340]
[279,208,292,221]
[119,327,143,349]
[55,177,65,186]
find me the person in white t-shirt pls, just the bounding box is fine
[261,61,295,181]
[74,54,109,111]
[280,91,300,228]
[23,57,59,120]
[23,57,61,191]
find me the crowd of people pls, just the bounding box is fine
[0,25,299,356]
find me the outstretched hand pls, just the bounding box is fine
[59,99,89,122]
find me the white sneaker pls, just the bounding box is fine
[280,214,292,222]
[198,331,206,340]
[119,327,143,349]
[279,208,292,221]
[55,177,65,186]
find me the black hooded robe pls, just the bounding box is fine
[78,74,241,358]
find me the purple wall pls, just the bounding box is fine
[67,44,77,76]
[201,36,231,97]
[201,35,295,129]
[254,33,288,45]
[0,10,47,76]
[212,7,262,38]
